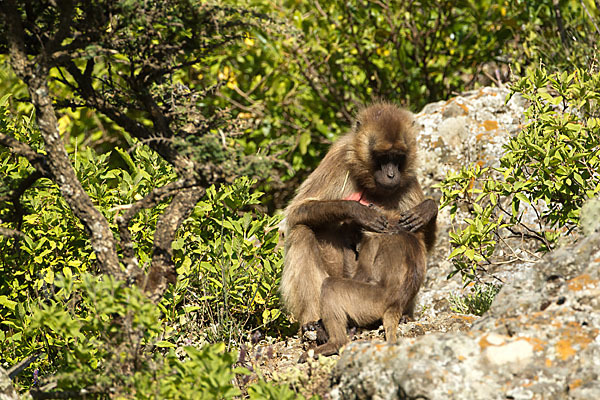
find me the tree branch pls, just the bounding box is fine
[143,186,205,302]
[0,225,26,239]
[2,0,122,279]
[0,133,50,176]
[63,61,191,172]
[116,178,202,275]
[0,171,43,232]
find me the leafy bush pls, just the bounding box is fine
[166,177,288,344]
[1,103,288,396]
[505,0,600,74]
[449,282,502,316]
[439,67,600,282]
[3,272,294,398]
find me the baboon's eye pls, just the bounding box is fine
[396,153,406,170]
[375,152,406,171]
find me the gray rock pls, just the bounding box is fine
[580,198,600,236]
[0,368,18,400]
[416,87,526,189]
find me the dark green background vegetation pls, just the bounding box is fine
[1,0,599,398]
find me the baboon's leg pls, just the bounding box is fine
[308,277,385,358]
[374,234,426,343]
[382,308,401,342]
[403,296,417,319]
[281,225,328,327]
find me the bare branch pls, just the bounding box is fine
[0,225,26,239]
[0,133,50,176]
[143,186,205,302]
[0,171,43,233]
[116,178,202,274]
[2,0,122,279]
[63,61,191,172]
[7,354,39,378]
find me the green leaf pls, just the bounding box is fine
[0,296,17,311]
[116,147,136,171]
[449,246,467,258]
[0,93,11,107]
[574,173,585,187]
[515,192,530,204]
[156,341,177,348]
[298,132,311,155]
[44,269,54,285]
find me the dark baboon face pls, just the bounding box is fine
[372,150,407,191]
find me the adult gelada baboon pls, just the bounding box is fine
[280,102,437,359]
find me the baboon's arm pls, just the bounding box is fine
[286,199,388,232]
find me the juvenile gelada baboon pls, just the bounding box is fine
[280,102,437,359]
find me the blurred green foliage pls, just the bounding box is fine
[214,0,527,203]
[206,0,600,208]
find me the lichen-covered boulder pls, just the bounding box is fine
[328,88,600,400]
[0,367,18,400]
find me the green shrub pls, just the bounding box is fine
[165,176,288,344]
[3,271,293,398]
[210,0,527,208]
[439,67,600,283]
[449,282,502,316]
[505,0,600,74]
[1,103,288,396]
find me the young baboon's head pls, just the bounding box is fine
[346,102,418,195]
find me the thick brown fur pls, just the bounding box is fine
[280,102,437,360]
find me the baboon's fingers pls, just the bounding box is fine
[363,213,388,233]
[402,218,424,232]
[397,211,414,223]
[396,211,424,232]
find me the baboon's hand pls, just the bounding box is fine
[392,199,438,233]
[396,209,425,232]
[352,203,388,232]
[301,320,328,345]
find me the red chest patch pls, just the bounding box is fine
[344,191,371,206]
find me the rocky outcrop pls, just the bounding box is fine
[412,87,532,321]
[416,86,527,191]
[0,368,18,400]
[330,228,600,399]
[328,88,600,400]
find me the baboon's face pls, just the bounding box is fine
[371,149,406,192]
[348,102,417,194]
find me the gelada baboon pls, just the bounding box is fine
[280,102,437,359]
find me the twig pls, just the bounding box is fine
[0,134,50,176]
[0,225,27,239]
[580,0,600,36]
[498,236,538,263]
[7,354,40,378]
[552,0,570,50]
